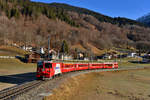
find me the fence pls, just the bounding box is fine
[0,56,15,59]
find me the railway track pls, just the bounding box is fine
[0,66,150,100]
[0,80,44,100]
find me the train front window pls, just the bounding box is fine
[37,62,43,68]
[45,63,52,68]
[38,65,43,68]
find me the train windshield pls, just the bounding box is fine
[45,63,52,68]
[37,61,43,68]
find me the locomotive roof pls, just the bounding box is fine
[38,60,117,64]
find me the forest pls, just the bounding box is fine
[0,0,150,55]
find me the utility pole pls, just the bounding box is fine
[48,36,50,60]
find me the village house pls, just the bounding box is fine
[21,45,33,52]
[25,52,42,63]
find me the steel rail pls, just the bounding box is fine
[0,80,44,100]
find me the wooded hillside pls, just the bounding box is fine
[0,0,150,55]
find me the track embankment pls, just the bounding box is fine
[46,67,150,100]
[0,66,150,100]
[0,80,43,100]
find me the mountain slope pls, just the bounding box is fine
[0,0,150,56]
[50,3,145,27]
[137,13,150,26]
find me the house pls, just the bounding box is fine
[59,54,73,60]
[25,52,42,63]
[128,53,137,57]
[142,51,150,63]
[96,53,112,60]
[43,49,58,60]
[84,57,89,61]
[96,51,121,60]
[40,47,45,54]
[48,49,57,59]
[78,52,84,60]
[21,45,33,52]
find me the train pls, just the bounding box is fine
[36,60,119,80]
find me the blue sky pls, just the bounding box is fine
[31,0,150,20]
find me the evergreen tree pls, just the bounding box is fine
[6,9,11,19]
[11,8,20,18]
[60,40,69,54]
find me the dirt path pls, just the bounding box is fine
[46,69,150,100]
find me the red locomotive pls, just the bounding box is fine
[36,60,119,80]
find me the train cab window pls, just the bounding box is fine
[37,62,43,68]
[38,65,43,68]
[45,63,52,68]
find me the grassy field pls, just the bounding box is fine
[118,61,150,68]
[0,46,30,56]
[46,69,150,100]
[0,58,36,90]
[0,58,36,75]
[0,45,35,75]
